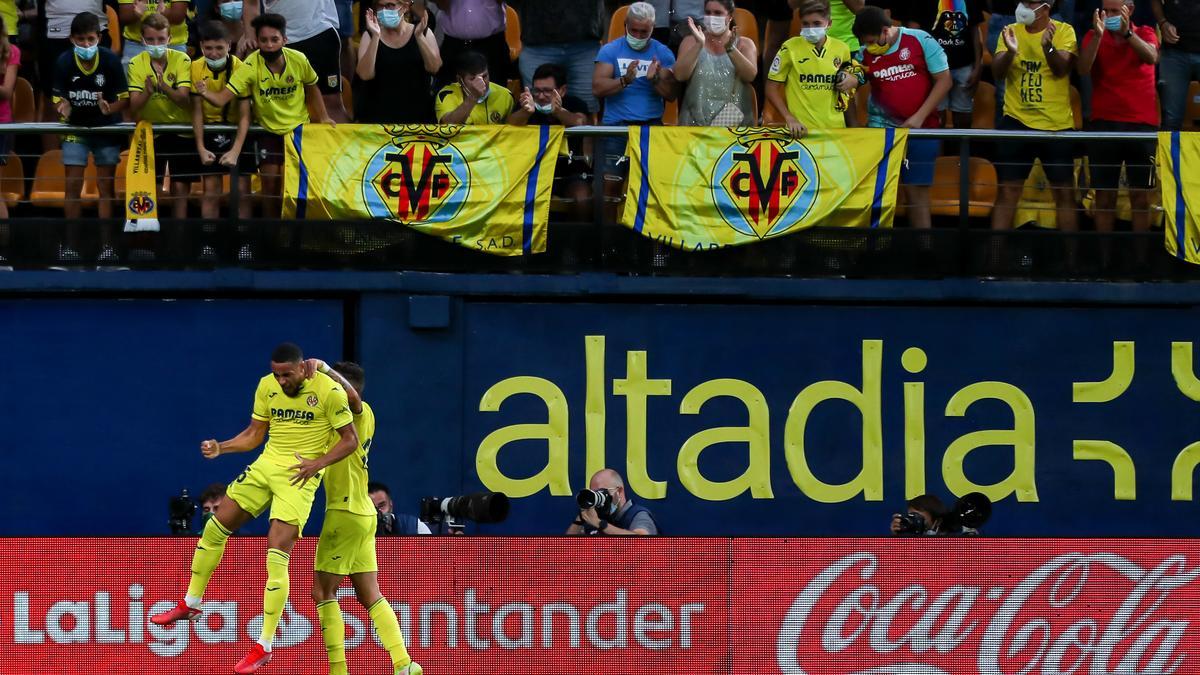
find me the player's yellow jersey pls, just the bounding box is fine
[768,36,853,132]
[251,371,354,466]
[127,49,192,124]
[323,401,376,517]
[191,55,244,123]
[226,48,318,135]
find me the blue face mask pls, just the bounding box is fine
[146,44,168,59]
[378,9,403,28]
[74,43,98,60]
[219,1,243,20]
[1104,15,1123,31]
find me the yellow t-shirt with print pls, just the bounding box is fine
[767,35,853,132]
[435,82,515,125]
[119,0,190,46]
[226,48,318,135]
[250,371,355,466]
[127,49,192,124]
[191,55,244,123]
[996,20,1077,131]
[323,401,377,517]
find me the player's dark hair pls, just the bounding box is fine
[199,482,227,504]
[852,6,891,42]
[333,361,365,394]
[456,50,489,77]
[198,20,230,42]
[532,63,568,89]
[368,482,390,497]
[271,342,303,364]
[252,12,287,37]
[70,11,101,37]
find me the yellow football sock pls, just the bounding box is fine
[368,597,411,669]
[259,548,290,648]
[317,599,347,672]
[185,516,232,602]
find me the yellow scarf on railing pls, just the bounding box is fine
[123,120,160,233]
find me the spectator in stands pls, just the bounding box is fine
[334,0,357,83]
[191,20,252,222]
[241,0,350,122]
[197,13,335,208]
[893,0,986,131]
[209,0,249,57]
[566,469,660,535]
[767,1,860,136]
[1153,0,1200,131]
[1079,0,1157,234]
[674,0,757,126]
[509,63,591,219]
[509,0,605,115]
[127,13,192,220]
[593,2,676,187]
[430,0,510,90]
[369,482,433,535]
[436,50,514,123]
[40,2,112,138]
[854,6,951,230]
[355,0,441,124]
[986,1,1018,126]
[990,1,1078,232]
[0,17,19,222]
[117,0,189,67]
[52,11,127,265]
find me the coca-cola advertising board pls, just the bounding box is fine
[2,537,1197,674]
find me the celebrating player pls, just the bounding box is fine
[303,359,421,675]
[150,342,359,674]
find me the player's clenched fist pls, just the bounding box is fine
[201,439,222,458]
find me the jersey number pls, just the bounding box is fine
[362,437,372,469]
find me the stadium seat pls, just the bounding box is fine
[12,76,35,123]
[971,81,995,130]
[930,156,997,218]
[106,5,122,56]
[733,9,760,53]
[114,151,128,196]
[0,152,23,207]
[609,6,628,43]
[663,99,678,125]
[506,4,522,62]
[31,150,98,209]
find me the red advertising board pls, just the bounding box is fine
[1,538,1197,674]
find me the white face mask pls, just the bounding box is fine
[1015,3,1046,26]
[800,26,826,43]
[534,102,554,114]
[703,15,728,34]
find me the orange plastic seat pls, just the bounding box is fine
[31,150,98,209]
[930,156,998,218]
[106,5,122,56]
[0,152,23,206]
[12,76,35,123]
[971,81,996,130]
[609,6,629,43]
[505,4,522,62]
[732,8,759,53]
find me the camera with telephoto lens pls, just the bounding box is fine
[576,488,613,513]
[376,509,397,536]
[168,489,198,535]
[420,492,509,532]
[894,511,930,536]
[941,492,993,535]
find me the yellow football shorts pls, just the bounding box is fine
[314,510,378,576]
[225,456,323,534]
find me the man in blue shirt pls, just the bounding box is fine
[592,1,678,187]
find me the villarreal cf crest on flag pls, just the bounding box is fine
[621,127,908,250]
[283,124,565,255]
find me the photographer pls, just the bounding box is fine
[890,494,946,536]
[369,482,431,535]
[566,469,659,536]
[891,492,992,536]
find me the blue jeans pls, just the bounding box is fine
[518,41,600,114]
[986,14,1016,127]
[1161,49,1200,131]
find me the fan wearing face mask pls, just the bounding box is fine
[766,0,862,138]
[673,0,757,126]
[990,0,1078,233]
[116,0,190,68]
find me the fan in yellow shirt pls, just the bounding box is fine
[127,13,192,219]
[436,51,514,125]
[196,13,333,208]
[302,359,422,675]
[190,20,252,221]
[150,342,358,675]
[765,1,862,137]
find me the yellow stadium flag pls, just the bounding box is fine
[123,120,160,233]
[282,124,565,256]
[1160,131,1200,264]
[620,126,908,250]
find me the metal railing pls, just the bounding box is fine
[0,123,1185,280]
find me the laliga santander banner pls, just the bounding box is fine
[282,124,565,256]
[621,127,907,250]
[2,538,1199,674]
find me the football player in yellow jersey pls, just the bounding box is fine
[151,342,359,675]
[301,359,421,675]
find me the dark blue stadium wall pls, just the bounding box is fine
[5,274,1200,536]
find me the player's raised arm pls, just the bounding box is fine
[200,419,268,458]
[303,358,362,414]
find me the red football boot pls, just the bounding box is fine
[233,643,272,674]
[149,600,201,626]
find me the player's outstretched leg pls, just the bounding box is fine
[151,499,251,626]
[235,521,298,674]
[353,573,421,675]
